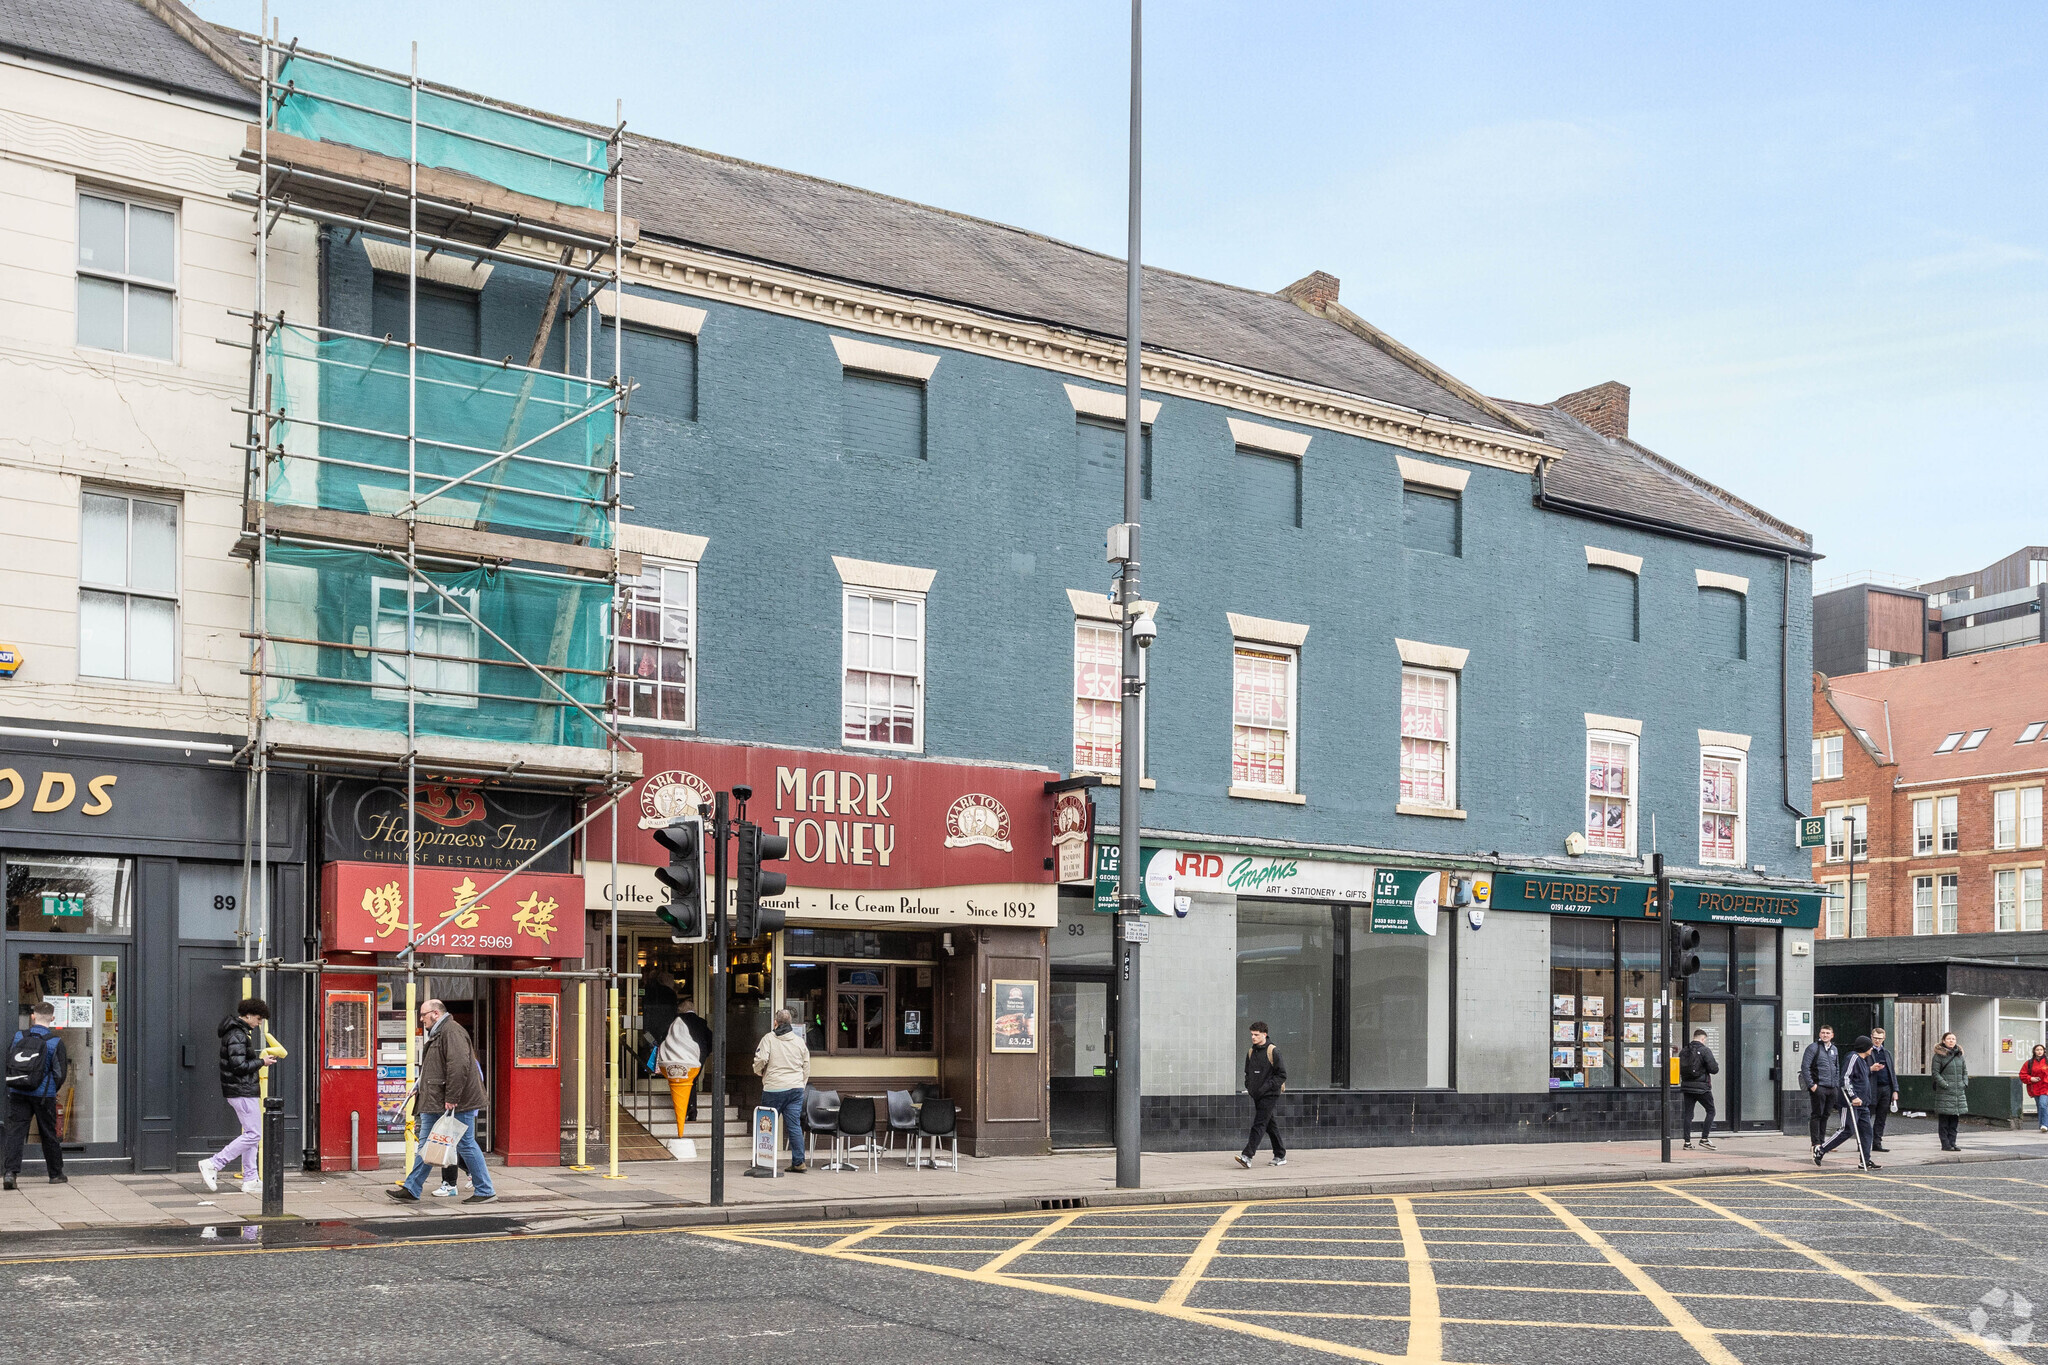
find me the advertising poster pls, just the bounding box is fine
[991,979,1040,1053]
[1552,995,1575,1017]
[1552,1020,1576,1043]
[752,1106,781,1171]
[1052,790,1094,886]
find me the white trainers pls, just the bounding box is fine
[241,1179,262,1195]
[432,1183,459,1197]
[1270,1156,1287,1167]
[1233,1153,1252,1169]
[197,1159,219,1192]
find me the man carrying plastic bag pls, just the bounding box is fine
[389,998,495,1204]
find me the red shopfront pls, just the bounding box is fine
[588,739,1063,1156]
[314,780,580,1171]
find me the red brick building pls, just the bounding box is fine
[1811,643,2048,941]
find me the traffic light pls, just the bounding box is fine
[1670,921,1702,982]
[652,815,706,943]
[734,820,789,940]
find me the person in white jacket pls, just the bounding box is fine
[657,1014,702,1137]
[752,1009,811,1172]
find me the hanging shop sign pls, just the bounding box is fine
[322,779,574,873]
[1492,872,1821,931]
[1094,844,1373,914]
[321,860,584,958]
[1052,790,1094,886]
[1369,869,1492,935]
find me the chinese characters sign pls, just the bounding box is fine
[321,861,583,958]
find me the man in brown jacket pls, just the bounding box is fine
[389,998,495,1203]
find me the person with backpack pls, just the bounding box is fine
[1678,1028,1720,1151]
[4,999,68,1189]
[1234,1022,1287,1169]
[196,998,278,1195]
[2021,1043,2048,1134]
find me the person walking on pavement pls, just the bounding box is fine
[3,1000,68,1190]
[677,998,714,1122]
[1867,1026,1898,1152]
[1679,1028,1720,1150]
[1931,1031,1970,1151]
[1815,1034,1880,1169]
[389,999,495,1204]
[197,998,278,1195]
[753,1008,810,1173]
[1235,1022,1288,1169]
[1799,1024,1842,1148]
[2020,1043,2048,1134]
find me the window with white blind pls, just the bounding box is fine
[1585,731,1637,855]
[1699,749,1745,865]
[1231,646,1296,791]
[1073,621,1122,774]
[77,191,176,359]
[842,589,923,750]
[78,489,179,684]
[1398,668,1457,809]
[613,560,694,727]
[1996,868,2045,932]
[1912,876,1935,935]
[1826,804,1867,863]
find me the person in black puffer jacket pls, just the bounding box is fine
[197,999,275,1195]
[1678,1029,1720,1151]
[1235,1022,1288,1169]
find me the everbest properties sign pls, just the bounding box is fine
[1494,872,1822,931]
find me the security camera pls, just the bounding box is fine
[1132,613,1159,648]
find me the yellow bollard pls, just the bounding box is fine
[603,984,625,1178]
[569,980,592,1172]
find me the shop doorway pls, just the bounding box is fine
[1050,968,1115,1147]
[6,945,128,1167]
[621,933,700,1095]
[176,947,246,1163]
[1682,925,1782,1133]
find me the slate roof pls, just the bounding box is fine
[1822,643,2048,785]
[624,142,1501,429]
[0,0,255,109]
[1498,398,1813,556]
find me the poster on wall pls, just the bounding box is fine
[1370,869,1493,935]
[991,979,1040,1053]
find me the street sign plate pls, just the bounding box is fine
[1121,920,1150,943]
[1798,816,1826,849]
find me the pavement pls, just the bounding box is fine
[6,1114,2047,1237]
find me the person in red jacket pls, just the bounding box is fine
[2021,1044,2048,1134]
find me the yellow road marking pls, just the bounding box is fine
[1393,1197,1443,1363]
[977,1210,1081,1276]
[1157,1203,1247,1308]
[1527,1190,1744,1365]
[1661,1183,2030,1365]
[1203,1311,1945,1343]
[824,1221,896,1252]
[1862,1174,2048,1214]
[1758,1177,2029,1267]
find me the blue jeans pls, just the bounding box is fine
[760,1087,805,1166]
[404,1108,494,1197]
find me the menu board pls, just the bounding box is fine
[991,979,1040,1053]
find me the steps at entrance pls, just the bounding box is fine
[620,1090,745,1143]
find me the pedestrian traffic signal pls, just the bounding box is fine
[1670,922,1702,981]
[652,815,706,943]
[734,821,789,940]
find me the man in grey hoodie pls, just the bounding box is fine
[1799,1024,1842,1148]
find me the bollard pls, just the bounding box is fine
[349,1110,360,1173]
[260,1095,284,1217]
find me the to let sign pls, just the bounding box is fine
[321,861,583,958]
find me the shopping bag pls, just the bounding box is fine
[421,1113,464,1167]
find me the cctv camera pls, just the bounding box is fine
[1132,613,1159,648]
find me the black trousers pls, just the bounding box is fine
[1938,1113,1961,1148]
[1807,1086,1841,1146]
[1871,1092,1892,1147]
[1819,1103,1872,1164]
[3,1093,63,1177]
[1242,1092,1285,1159]
[1682,1092,1716,1140]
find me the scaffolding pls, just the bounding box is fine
[232,13,642,1181]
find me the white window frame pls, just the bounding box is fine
[1585,729,1639,857]
[1913,798,1934,856]
[1825,877,1868,940]
[612,558,696,729]
[1912,875,1935,935]
[840,586,925,752]
[1398,666,1458,810]
[76,189,178,360]
[1996,788,2020,851]
[1962,729,1991,751]
[78,487,181,685]
[1817,734,1844,781]
[1231,644,1299,794]
[1072,620,1123,776]
[2020,722,2046,745]
[1998,869,2020,932]
[1939,872,1959,934]
[1825,803,1868,864]
[369,577,479,709]
[1698,746,1746,866]
[1939,795,1959,853]
[2027,868,2046,933]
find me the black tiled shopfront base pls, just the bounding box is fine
[1140,1089,1706,1150]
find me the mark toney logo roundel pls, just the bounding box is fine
[944,793,1013,852]
[638,769,713,829]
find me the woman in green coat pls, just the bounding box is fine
[1930,1031,1968,1151]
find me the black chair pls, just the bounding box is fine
[803,1087,843,1170]
[885,1088,919,1163]
[914,1096,958,1171]
[835,1096,880,1173]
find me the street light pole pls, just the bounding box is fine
[1113,0,1145,1193]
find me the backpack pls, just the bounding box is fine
[5,1030,52,1093]
[1252,1043,1286,1094]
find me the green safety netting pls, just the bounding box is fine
[275,55,609,210]
[265,324,614,546]
[261,542,610,749]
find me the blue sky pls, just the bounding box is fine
[195,1,2047,582]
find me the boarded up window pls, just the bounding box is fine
[1587,566,1638,641]
[843,370,925,461]
[1401,485,1460,556]
[1236,447,1300,528]
[608,321,696,423]
[1077,416,1151,499]
[1699,587,1745,658]
[370,274,480,356]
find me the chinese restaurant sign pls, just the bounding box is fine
[322,779,574,874]
[321,861,583,958]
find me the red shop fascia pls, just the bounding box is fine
[314,778,583,1170]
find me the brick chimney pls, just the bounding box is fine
[1553,381,1630,439]
[1278,271,1341,311]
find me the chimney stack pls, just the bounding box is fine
[1278,271,1341,311]
[1553,381,1630,439]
